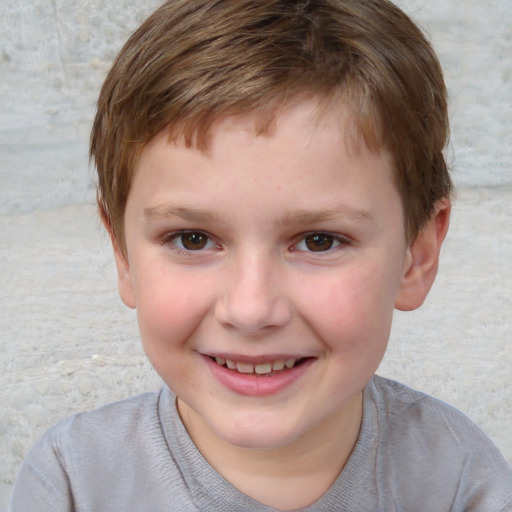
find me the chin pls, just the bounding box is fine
[225,432,295,451]
[213,417,306,451]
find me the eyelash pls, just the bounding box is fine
[161,230,350,255]
[293,232,350,253]
[161,231,220,253]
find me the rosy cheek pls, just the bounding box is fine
[307,270,390,344]
[140,298,184,335]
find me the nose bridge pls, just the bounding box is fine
[215,248,291,335]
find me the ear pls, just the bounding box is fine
[112,242,136,309]
[99,206,136,310]
[395,198,451,311]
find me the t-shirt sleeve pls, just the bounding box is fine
[454,448,512,511]
[8,427,74,512]
[367,377,512,511]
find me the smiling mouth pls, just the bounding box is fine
[210,356,308,376]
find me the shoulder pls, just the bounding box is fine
[368,375,497,449]
[40,390,161,453]
[28,389,162,463]
[9,390,167,511]
[365,375,512,510]
[367,374,505,458]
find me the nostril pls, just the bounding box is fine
[214,295,292,335]
[215,274,294,328]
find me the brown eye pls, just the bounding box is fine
[176,232,211,250]
[304,233,336,252]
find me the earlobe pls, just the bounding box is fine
[395,198,451,311]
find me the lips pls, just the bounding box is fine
[204,354,314,396]
[213,356,301,375]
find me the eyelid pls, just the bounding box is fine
[292,231,351,253]
[161,230,221,252]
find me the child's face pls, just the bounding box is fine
[116,98,414,450]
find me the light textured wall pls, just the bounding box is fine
[1,0,511,508]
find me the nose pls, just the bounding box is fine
[214,253,292,336]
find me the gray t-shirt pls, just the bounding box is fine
[9,375,512,511]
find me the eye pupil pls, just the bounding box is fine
[181,232,208,250]
[305,234,334,252]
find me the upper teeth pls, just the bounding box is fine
[214,357,297,375]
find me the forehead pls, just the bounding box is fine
[130,97,400,224]
[139,95,390,173]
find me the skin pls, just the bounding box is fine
[112,97,450,509]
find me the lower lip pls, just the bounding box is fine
[203,356,314,397]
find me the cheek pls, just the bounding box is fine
[134,279,208,389]
[132,266,211,352]
[302,265,397,350]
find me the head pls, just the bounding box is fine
[91,0,451,254]
[89,0,452,454]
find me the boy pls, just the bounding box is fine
[9,0,512,510]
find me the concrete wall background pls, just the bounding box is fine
[1,0,511,508]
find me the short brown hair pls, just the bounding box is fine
[90,0,451,251]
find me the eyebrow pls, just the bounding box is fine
[143,203,374,226]
[276,206,374,226]
[144,205,219,223]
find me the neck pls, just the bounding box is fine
[177,393,363,510]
